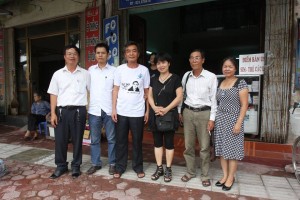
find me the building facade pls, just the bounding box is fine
[0,0,298,144]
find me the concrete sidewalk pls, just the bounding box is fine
[0,125,299,199]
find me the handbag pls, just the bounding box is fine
[155,110,176,132]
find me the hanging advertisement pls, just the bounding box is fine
[85,6,100,68]
[103,15,119,67]
[0,29,5,114]
[239,53,264,75]
[119,0,180,9]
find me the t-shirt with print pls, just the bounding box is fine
[114,64,150,117]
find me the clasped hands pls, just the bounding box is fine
[153,106,168,116]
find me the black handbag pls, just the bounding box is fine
[155,110,176,132]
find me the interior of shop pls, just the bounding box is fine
[129,0,264,76]
[129,0,264,139]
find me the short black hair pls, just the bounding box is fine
[221,57,238,70]
[124,41,140,53]
[64,44,80,55]
[154,52,172,65]
[190,49,205,59]
[94,42,109,53]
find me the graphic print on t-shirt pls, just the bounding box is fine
[128,81,140,93]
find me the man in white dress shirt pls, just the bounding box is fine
[87,42,116,175]
[178,49,217,187]
[48,45,90,179]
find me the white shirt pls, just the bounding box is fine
[178,69,217,121]
[47,66,90,106]
[114,64,150,117]
[88,63,116,116]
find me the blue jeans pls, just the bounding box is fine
[89,111,116,166]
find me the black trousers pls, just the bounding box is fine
[54,106,86,170]
[27,114,46,131]
[115,115,144,173]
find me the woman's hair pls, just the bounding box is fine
[154,52,172,65]
[221,57,238,70]
[33,91,42,98]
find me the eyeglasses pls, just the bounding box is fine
[66,53,78,57]
[189,56,202,61]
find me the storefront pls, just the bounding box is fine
[0,0,297,144]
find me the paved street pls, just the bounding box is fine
[0,125,299,199]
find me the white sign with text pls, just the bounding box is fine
[239,53,264,75]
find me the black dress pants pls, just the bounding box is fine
[27,114,46,131]
[54,106,86,170]
[115,115,144,174]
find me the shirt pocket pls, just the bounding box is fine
[105,77,114,91]
[76,79,86,94]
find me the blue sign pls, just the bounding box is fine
[119,0,179,9]
[103,16,119,66]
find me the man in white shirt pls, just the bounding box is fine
[87,42,116,175]
[112,41,150,179]
[48,45,90,179]
[178,49,217,187]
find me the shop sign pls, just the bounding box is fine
[0,29,4,113]
[239,53,264,75]
[85,6,100,68]
[119,0,180,9]
[103,15,119,67]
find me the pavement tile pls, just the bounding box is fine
[266,186,299,200]
[1,191,21,200]
[37,189,53,197]
[261,175,291,188]
[239,183,268,198]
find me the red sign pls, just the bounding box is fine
[85,6,100,68]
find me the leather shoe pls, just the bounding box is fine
[87,166,101,175]
[108,165,116,175]
[72,168,81,178]
[215,181,225,187]
[49,168,68,179]
[222,179,235,191]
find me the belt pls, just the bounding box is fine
[184,104,211,112]
[58,106,85,110]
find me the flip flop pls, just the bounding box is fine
[113,171,122,179]
[181,174,192,182]
[137,171,145,178]
[202,179,211,187]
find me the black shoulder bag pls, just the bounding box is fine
[154,78,176,132]
[181,72,191,113]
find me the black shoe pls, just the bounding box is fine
[222,180,235,191]
[49,168,68,179]
[215,181,225,187]
[108,165,116,175]
[72,168,81,179]
[87,166,101,175]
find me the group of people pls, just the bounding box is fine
[43,40,248,191]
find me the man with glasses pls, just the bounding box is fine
[48,44,90,179]
[178,49,217,187]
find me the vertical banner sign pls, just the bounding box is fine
[103,15,119,66]
[0,29,5,113]
[239,53,264,75]
[85,6,100,68]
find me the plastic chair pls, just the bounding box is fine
[38,121,48,136]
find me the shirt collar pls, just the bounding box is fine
[63,65,82,73]
[191,69,207,78]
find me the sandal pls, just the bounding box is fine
[151,165,164,181]
[181,174,192,182]
[24,131,32,141]
[137,171,145,178]
[202,179,211,187]
[113,171,122,179]
[164,167,172,182]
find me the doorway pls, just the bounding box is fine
[30,34,65,103]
